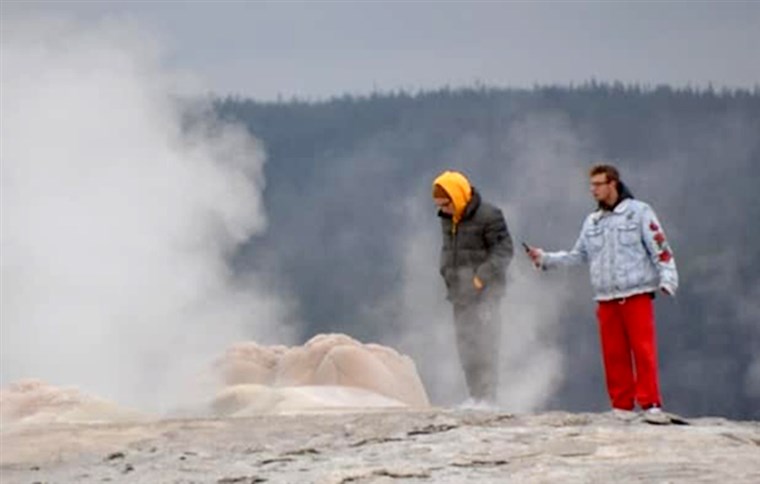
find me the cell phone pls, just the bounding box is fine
[521,241,531,253]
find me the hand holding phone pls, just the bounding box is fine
[522,241,543,269]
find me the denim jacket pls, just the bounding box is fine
[541,199,678,301]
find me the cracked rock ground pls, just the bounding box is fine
[2,409,759,483]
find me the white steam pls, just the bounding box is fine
[1,14,294,411]
[494,113,597,411]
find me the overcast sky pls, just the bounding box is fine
[3,1,759,100]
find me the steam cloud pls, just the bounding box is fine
[1,14,295,411]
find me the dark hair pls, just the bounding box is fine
[432,184,450,200]
[589,164,620,185]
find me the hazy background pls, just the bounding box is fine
[4,1,759,100]
[2,2,758,418]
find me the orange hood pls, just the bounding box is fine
[432,170,472,224]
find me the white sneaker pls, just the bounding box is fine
[643,405,670,424]
[612,408,638,421]
[459,398,498,411]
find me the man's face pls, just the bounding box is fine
[590,174,615,202]
[434,197,454,215]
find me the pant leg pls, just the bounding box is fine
[476,297,501,401]
[597,300,636,410]
[452,303,479,399]
[621,294,662,409]
[453,297,501,401]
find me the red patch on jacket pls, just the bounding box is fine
[653,232,666,245]
[659,250,672,263]
[649,221,660,232]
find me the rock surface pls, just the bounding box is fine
[0,380,146,428]
[2,337,758,482]
[213,334,430,410]
[2,409,758,483]
[1,334,429,430]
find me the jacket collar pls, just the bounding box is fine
[598,181,634,211]
[592,198,634,225]
[461,188,482,221]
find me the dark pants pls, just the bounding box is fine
[452,296,502,402]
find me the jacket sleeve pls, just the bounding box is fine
[541,220,589,268]
[475,208,513,285]
[640,204,679,295]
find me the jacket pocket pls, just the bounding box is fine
[617,224,639,246]
[453,267,482,301]
[585,227,604,252]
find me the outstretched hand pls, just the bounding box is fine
[523,243,543,268]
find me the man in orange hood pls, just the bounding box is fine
[433,170,513,403]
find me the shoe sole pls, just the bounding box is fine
[643,412,690,425]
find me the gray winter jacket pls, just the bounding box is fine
[438,189,513,304]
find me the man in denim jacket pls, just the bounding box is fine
[527,164,678,422]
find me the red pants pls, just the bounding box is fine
[596,293,662,410]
